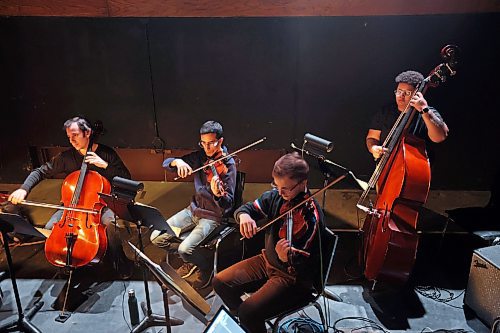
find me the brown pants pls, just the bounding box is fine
[212,253,314,333]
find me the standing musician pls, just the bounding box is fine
[150,120,237,289]
[366,70,449,159]
[212,152,326,333]
[8,116,134,279]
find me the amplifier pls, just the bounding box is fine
[465,245,500,327]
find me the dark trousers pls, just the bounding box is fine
[212,253,314,333]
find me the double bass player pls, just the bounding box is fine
[366,70,449,159]
[360,65,454,286]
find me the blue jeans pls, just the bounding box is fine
[150,208,218,271]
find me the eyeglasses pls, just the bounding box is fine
[198,140,219,149]
[271,179,303,193]
[394,89,414,97]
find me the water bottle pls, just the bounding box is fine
[128,289,140,326]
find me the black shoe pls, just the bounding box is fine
[176,262,197,279]
[115,258,135,280]
[191,268,213,290]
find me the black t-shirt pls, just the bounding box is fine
[369,104,443,144]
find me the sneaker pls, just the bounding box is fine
[176,262,197,279]
[191,268,214,290]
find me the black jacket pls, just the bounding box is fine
[235,189,326,289]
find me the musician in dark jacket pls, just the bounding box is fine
[8,116,133,278]
[213,152,326,333]
[150,120,237,289]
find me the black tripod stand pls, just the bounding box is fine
[128,241,210,328]
[291,140,367,302]
[0,213,45,333]
[100,194,183,333]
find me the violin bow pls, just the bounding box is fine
[240,173,347,240]
[173,137,267,180]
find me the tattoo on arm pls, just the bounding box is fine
[428,111,444,128]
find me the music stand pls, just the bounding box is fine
[128,242,210,324]
[0,213,45,333]
[99,194,183,333]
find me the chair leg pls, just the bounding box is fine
[312,301,327,332]
[270,316,282,333]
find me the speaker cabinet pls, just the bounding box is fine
[465,245,500,327]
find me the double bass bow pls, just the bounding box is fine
[357,45,459,286]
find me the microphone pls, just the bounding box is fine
[304,133,333,153]
[112,177,144,194]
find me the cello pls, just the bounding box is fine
[357,45,459,286]
[44,122,111,269]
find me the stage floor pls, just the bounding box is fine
[0,229,491,333]
[0,180,494,332]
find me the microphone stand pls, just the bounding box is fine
[99,194,183,333]
[291,143,368,210]
[291,141,366,245]
[291,143,367,292]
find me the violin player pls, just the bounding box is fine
[8,116,134,279]
[212,152,326,333]
[366,70,449,160]
[150,120,237,289]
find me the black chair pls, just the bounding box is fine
[198,171,245,274]
[266,228,339,333]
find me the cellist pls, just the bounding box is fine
[8,116,134,279]
[366,70,449,160]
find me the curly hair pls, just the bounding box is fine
[272,152,309,182]
[395,70,424,88]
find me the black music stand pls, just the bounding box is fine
[128,242,210,325]
[99,194,183,333]
[0,213,45,333]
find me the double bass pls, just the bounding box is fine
[44,123,111,269]
[357,45,459,286]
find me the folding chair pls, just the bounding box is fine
[267,228,339,333]
[197,171,245,274]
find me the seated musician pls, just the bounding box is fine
[150,120,237,289]
[8,116,134,279]
[212,152,326,333]
[366,70,450,160]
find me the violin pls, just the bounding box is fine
[278,197,309,242]
[203,151,229,196]
[277,196,312,266]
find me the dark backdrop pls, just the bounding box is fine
[1,14,499,189]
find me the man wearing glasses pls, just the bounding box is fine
[150,120,237,289]
[366,70,449,160]
[213,152,326,333]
